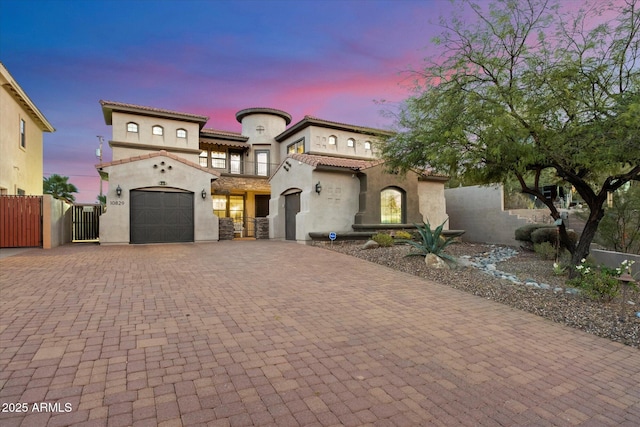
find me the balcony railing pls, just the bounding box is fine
[203,160,281,178]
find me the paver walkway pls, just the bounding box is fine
[0,241,638,427]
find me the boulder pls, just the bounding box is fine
[425,253,450,269]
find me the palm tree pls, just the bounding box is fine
[43,174,78,202]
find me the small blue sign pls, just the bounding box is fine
[329,232,337,241]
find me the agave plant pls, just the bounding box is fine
[397,218,458,263]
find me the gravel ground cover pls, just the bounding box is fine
[315,241,640,348]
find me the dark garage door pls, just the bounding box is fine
[130,190,194,244]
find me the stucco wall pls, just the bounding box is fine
[238,112,288,166]
[110,111,201,162]
[355,165,423,225]
[308,127,378,159]
[277,128,312,161]
[590,249,640,277]
[0,84,45,195]
[42,195,72,249]
[99,155,218,244]
[269,160,360,242]
[417,180,448,228]
[445,184,528,246]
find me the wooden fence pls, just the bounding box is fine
[0,196,43,248]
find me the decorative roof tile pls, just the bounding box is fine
[100,100,209,125]
[288,153,384,170]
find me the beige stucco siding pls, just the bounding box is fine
[417,180,449,228]
[0,83,46,195]
[308,128,378,159]
[110,111,201,162]
[99,154,218,244]
[269,159,359,241]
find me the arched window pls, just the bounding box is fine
[127,122,138,133]
[176,128,187,138]
[347,138,355,148]
[328,135,337,145]
[152,125,164,136]
[380,187,404,224]
[364,141,371,150]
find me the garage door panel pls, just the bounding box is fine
[130,190,194,244]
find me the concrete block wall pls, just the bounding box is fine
[445,184,531,246]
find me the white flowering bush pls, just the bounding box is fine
[567,259,635,301]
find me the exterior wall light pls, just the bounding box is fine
[315,181,322,194]
[201,189,207,200]
[116,185,122,197]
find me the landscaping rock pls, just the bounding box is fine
[425,253,450,269]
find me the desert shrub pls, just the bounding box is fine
[372,233,394,247]
[533,242,557,260]
[394,230,413,240]
[515,224,555,242]
[396,219,457,262]
[531,227,578,249]
[567,261,621,301]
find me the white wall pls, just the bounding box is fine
[269,160,360,242]
[42,195,72,248]
[99,154,218,244]
[110,111,201,163]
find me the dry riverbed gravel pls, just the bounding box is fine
[315,241,640,348]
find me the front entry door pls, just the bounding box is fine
[285,192,300,241]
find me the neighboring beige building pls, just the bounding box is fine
[0,62,55,195]
[97,101,449,244]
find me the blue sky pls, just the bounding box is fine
[0,0,610,202]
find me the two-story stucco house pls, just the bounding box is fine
[0,62,55,195]
[96,101,448,244]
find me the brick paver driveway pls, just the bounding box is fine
[1,241,639,426]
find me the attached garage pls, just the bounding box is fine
[130,189,194,244]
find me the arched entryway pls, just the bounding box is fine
[284,190,301,241]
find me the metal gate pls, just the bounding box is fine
[0,196,43,248]
[72,204,101,241]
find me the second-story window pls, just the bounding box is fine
[364,141,372,150]
[230,152,242,174]
[256,151,269,176]
[127,122,138,133]
[20,119,26,148]
[328,135,337,145]
[177,129,187,138]
[347,138,355,148]
[287,139,305,154]
[211,151,226,168]
[152,125,164,136]
[199,151,208,167]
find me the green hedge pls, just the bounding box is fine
[514,224,555,242]
[530,227,578,248]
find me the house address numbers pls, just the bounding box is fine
[109,200,125,206]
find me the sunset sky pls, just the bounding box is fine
[0,0,617,202]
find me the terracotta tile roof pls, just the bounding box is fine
[200,128,249,147]
[201,128,245,138]
[100,100,209,124]
[96,150,220,177]
[288,153,384,170]
[286,153,449,180]
[276,115,392,141]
